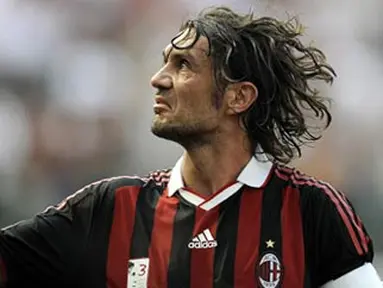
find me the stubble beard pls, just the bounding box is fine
[151,117,215,148]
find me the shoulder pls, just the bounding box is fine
[45,169,172,212]
[273,164,345,207]
[273,164,358,229]
[274,164,371,255]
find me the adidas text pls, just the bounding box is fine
[189,229,217,249]
[188,241,218,249]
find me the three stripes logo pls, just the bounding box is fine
[188,229,218,249]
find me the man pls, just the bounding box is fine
[0,6,381,288]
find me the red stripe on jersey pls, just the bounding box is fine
[190,207,219,288]
[234,187,263,287]
[107,186,141,288]
[356,216,369,251]
[148,192,178,287]
[281,185,305,287]
[0,256,7,285]
[274,169,289,181]
[278,167,366,256]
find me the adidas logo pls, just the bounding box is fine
[188,229,218,249]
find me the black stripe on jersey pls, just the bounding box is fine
[257,174,284,285]
[213,187,244,288]
[168,196,197,288]
[80,181,115,286]
[284,182,312,288]
[130,183,162,259]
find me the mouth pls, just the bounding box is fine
[153,96,171,114]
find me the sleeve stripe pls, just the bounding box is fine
[320,185,367,255]
[276,166,367,256]
[314,177,369,254]
[341,192,370,253]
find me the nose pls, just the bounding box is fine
[150,68,172,90]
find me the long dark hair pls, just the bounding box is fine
[172,6,336,164]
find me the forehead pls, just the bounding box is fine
[163,28,209,60]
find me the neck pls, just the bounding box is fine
[181,132,252,196]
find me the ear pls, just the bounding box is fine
[225,82,258,115]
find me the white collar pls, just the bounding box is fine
[167,154,273,197]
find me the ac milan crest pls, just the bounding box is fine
[257,253,283,288]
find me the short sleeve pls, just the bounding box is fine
[302,184,373,286]
[0,180,109,287]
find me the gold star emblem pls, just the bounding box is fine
[266,239,275,248]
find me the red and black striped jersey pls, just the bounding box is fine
[0,157,373,288]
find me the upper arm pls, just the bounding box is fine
[302,184,374,286]
[0,180,110,287]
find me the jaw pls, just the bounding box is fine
[152,121,225,153]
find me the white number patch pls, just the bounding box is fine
[127,258,150,288]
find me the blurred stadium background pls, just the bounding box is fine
[0,0,382,276]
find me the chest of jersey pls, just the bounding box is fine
[105,183,307,288]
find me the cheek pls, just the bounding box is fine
[177,89,208,114]
[173,74,215,114]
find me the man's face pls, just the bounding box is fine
[150,29,223,145]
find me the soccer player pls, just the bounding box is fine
[0,6,381,288]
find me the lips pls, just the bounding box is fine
[154,96,170,106]
[153,96,171,113]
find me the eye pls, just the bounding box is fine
[178,58,190,69]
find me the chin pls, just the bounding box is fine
[151,121,175,140]
[151,117,183,140]
[151,120,213,148]
[152,115,169,128]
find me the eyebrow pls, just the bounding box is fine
[163,48,192,62]
[162,47,207,65]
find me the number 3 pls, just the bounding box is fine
[138,264,147,276]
